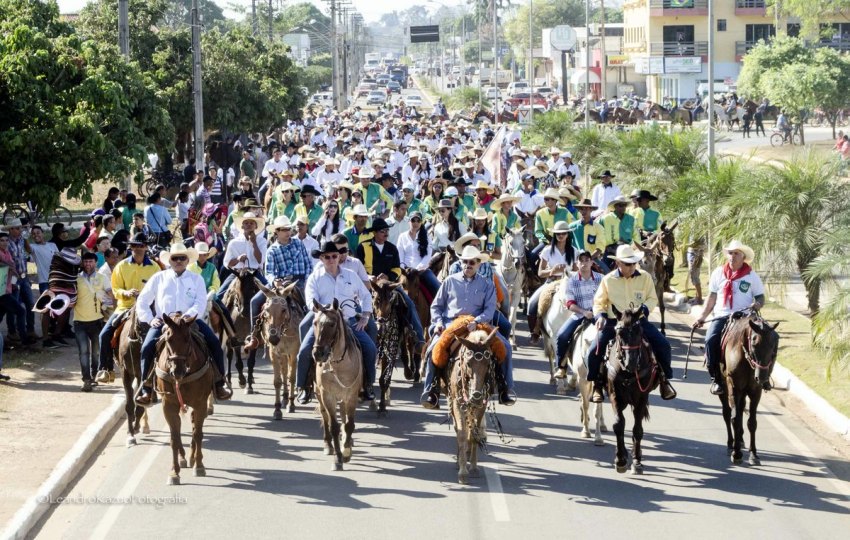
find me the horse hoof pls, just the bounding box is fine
[580,429,591,439]
[142,425,150,435]
[731,456,743,465]
[333,462,343,471]
[273,408,283,420]
[458,474,469,485]
[594,438,605,447]
[727,447,734,456]
[238,377,246,389]
[194,467,206,477]
[207,407,214,416]
[179,458,188,468]
[749,455,761,466]
[167,476,180,486]
[549,377,556,386]
[287,404,295,413]
[377,410,387,418]
[127,437,137,447]
[616,464,628,474]
[630,463,644,475]
[343,448,352,463]
[369,400,378,411]
[324,445,334,456]
[245,386,254,395]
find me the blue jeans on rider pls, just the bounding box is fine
[299,311,377,344]
[295,316,376,389]
[422,323,514,393]
[139,319,225,388]
[556,315,587,367]
[705,317,729,376]
[418,269,441,297]
[97,311,122,372]
[399,290,425,346]
[494,310,511,340]
[593,256,610,273]
[585,318,673,382]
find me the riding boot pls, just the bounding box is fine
[658,373,677,400]
[527,312,540,344]
[709,365,726,395]
[590,364,607,403]
[495,369,516,406]
[214,380,233,400]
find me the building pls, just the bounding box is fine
[622,0,848,101]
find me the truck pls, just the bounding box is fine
[389,65,409,88]
[493,70,512,88]
[364,53,381,73]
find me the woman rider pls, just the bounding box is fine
[527,220,576,344]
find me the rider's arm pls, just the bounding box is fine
[641,273,658,313]
[135,274,159,324]
[352,273,372,317]
[533,210,547,243]
[753,294,765,311]
[111,262,131,299]
[696,292,718,323]
[592,278,610,321]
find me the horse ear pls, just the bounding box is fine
[454,335,472,349]
[282,282,298,297]
[332,298,339,310]
[312,299,322,313]
[668,219,679,233]
[612,305,623,320]
[162,313,178,330]
[255,278,275,298]
[181,314,197,325]
[771,321,780,331]
[485,327,499,345]
[749,319,761,332]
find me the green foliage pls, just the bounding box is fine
[447,87,490,109]
[737,35,812,100]
[808,228,850,377]
[774,0,850,39]
[504,0,588,66]
[523,110,577,147]
[301,65,333,93]
[0,0,173,210]
[308,52,332,69]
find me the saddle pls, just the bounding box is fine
[432,315,507,369]
[536,280,561,320]
[110,310,134,350]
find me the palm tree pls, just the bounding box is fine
[806,228,850,378]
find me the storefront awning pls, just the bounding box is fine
[570,69,601,84]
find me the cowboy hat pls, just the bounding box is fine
[490,194,521,211]
[527,166,546,179]
[542,188,562,200]
[368,218,391,233]
[629,189,658,201]
[5,218,22,228]
[436,199,454,210]
[551,221,571,234]
[597,170,616,178]
[472,180,494,193]
[510,148,526,158]
[128,232,148,246]
[195,242,218,259]
[612,245,644,264]
[268,215,294,231]
[324,158,340,167]
[312,240,344,259]
[534,160,550,172]
[49,293,72,317]
[351,204,373,217]
[276,181,298,192]
[300,185,321,197]
[559,187,580,202]
[445,186,459,197]
[468,208,492,222]
[723,240,755,264]
[458,245,490,264]
[353,168,374,179]
[234,211,266,230]
[607,196,630,209]
[549,146,562,154]
[160,243,199,267]
[573,198,598,210]
[453,232,485,254]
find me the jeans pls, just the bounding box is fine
[705,317,729,376]
[422,322,514,392]
[494,310,511,340]
[399,290,425,345]
[296,316,376,389]
[140,319,225,388]
[526,286,545,321]
[8,278,34,336]
[418,269,441,297]
[38,282,49,294]
[586,318,673,382]
[300,311,377,344]
[556,315,587,368]
[98,311,122,371]
[74,320,103,381]
[0,294,27,343]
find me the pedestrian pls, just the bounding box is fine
[74,252,107,392]
[754,99,767,136]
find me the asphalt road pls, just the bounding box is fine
[32,307,850,539]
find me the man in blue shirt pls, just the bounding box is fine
[143,192,173,247]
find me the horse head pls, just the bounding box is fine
[501,226,526,271]
[161,313,198,381]
[658,220,678,267]
[371,279,404,324]
[454,328,499,405]
[256,278,297,347]
[312,298,342,364]
[746,316,780,385]
[612,306,645,372]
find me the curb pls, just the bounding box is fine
[0,393,126,540]
[672,290,850,442]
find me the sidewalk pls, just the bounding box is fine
[0,344,124,535]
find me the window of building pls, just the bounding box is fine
[717,19,727,32]
[787,24,800,38]
[745,24,775,43]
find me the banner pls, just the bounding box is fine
[664,56,702,73]
[607,54,629,66]
[481,126,508,189]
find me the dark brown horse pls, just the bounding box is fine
[647,103,693,127]
[639,220,678,334]
[718,312,779,466]
[611,107,644,125]
[215,269,260,393]
[607,307,659,474]
[372,279,417,416]
[156,314,215,485]
[115,309,150,447]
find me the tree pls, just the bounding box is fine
[504,0,588,66]
[162,0,227,31]
[0,0,173,210]
[774,0,850,38]
[807,228,850,378]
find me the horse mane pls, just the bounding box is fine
[433,316,507,368]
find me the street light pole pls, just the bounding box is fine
[584,0,590,130]
[528,0,533,125]
[708,0,715,162]
[191,0,204,170]
[494,0,499,123]
[331,0,339,110]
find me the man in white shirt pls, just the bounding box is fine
[589,170,623,218]
[214,212,269,306]
[556,152,581,180]
[294,241,377,404]
[515,174,545,217]
[386,200,410,245]
[135,244,232,406]
[547,147,565,172]
[315,158,343,192]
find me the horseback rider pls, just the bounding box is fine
[420,245,517,409]
[529,187,575,273]
[599,196,639,269]
[342,204,374,253]
[295,241,377,404]
[691,240,767,395]
[554,251,603,379]
[214,212,269,310]
[96,233,160,383]
[135,244,232,406]
[589,170,623,218]
[586,244,677,403]
[527,221,576,344]
[628,189,662,235]
[568,199,608,272]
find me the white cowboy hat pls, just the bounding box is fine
[472,180,494,193]
[276,181,298,193]
[607,195,630,209]
[453,231,485,254]
[612,245,644,264]
[542,188,562,200]
[458,245,490,264]
[354,168,374,178]
[160,243,199,267]
[467,208,492,222]
[552,220,571,234]
[549,146,562,155]
[268,215,294,232]
[490,194,521,211]
[559,186,581,201]
[723,240,755,264]
[324,158,340,167]
[48,293,72,317]
[351,204,373,217]
[234,211,266,230]
[195,242,218,259]
[5,218,22,228]
[527,166,547,179]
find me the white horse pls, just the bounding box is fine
[497,227,527,349]
[712,104,741,131]
[541,284,607,445]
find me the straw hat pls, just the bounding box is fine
[160,243,199,267]
[453,232,485,254]
[351,204,373,217]
[573,198,598,210]
[723,240,755,264]
[458,245,490,264]
[267,216,294,232]
[468,208,492,222]
[195,242,218,259]
[607,196,629,209]
[472,180,494,193]
[551,221,571,234]
[612,245,644,264]
[542,188,562,200]
[490,194,521,211]
[527,166,546,179]
[234,211,266,230]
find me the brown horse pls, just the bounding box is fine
[255,279,304,419]
[429,247,457,281]
[372,279,417,416]
[312,299,363,471]
[400,267,432,336]
[448,328,500,484]
[639,220,678,334]
[215,269,260,393]
[607,307,659,474]
[718,312,779,466]
[611,107,644,125]
[647,103,693,127]
[115,309,150,447]
[155,314,215,485]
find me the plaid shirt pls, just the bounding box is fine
[8,235,28,276]
[264,238,313,283]
[562,271,603,315]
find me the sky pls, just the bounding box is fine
[55,0,446,24]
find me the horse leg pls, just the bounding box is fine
[342,396,356,463]
[191,407,207,476]
[165,405,182,485]
[469,425,480,477]
[658,296,666,336]
[631,396,647,475]
[286,354,297,413]
[748,390,762,466]
[330,401,344,471]
[731,387,746,464]
[377,354,389,417]
[235,348,246,389]
[595,401,607,442]
[455,409,469,484]
[206,393,214,417]
[613,403,628,473]
[246,348,256,394]
[579,381,591,439]
[272,352,283,420]
[720,393,734,455]
[318,392,334,457]
[226,346,233,387]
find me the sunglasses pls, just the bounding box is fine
[439,208,450,212]
[328,205,339,209]
[321,254,339,260]
[461,260,478,266]
[275,227,291,232]
[410,218,422,223]
[621,262,637,267]
[171,256,189,262]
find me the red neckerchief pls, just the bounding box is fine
[723,262,752,308]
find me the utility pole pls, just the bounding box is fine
[331,0,339,110]
[268,0,273,42]
[461,14,466,90]
[493,0,499,123]
[528,0,533,124]
[477,11,482,104]
[708,0,715,161]
[118,0,129,58]
[600,0,607,100]
[584,0,590,130]
[191,0,205,171]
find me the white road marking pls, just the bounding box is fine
[762,403,850,500]
[89,443,164,540]
[483,464,511,522]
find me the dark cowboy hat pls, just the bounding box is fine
[311,240,344,259]
[629,189,658,201]
[597,170,616,178]
[367,218,391,233]
[450,176,471,186]
[300,184,320,197]
[128,232,148,246]
[573,198,598,210]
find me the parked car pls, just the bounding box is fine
[386,81,402,94]
[507,81,530,96]
[536,86,554,98]
[504,92,548,108]
[367,90,386,105]
[404,94,424,107]
[483,86,501,101]
[376,75,391,87]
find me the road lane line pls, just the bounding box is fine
[483,464,511,522]
[762,404,850,500]
[89,443,164,540]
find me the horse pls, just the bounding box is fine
[639,221,678,335]
[718,312,779,466]
[155,314,216,485]
[114,309,150,447]
[216,268,260,393]
[255,279,303,419]
[429,247,457,282]
[497,227,527,348]
[312,299,363,471]
[611,107,644,125]
[712,104,736,131]
[447,328,500,484]
[647,103,693,127]
[400,267,432,338]
[607,307,660,474]
[372,279,417,416]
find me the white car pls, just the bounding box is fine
[404,94,424,107]
[536,86,554,98]
[507,81,530,95]
[483,86,500,100]
[367,90,386,105]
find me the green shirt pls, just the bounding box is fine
[240,158,256,180]
[600,212,638,246]
[534,206,575,244]
[492,210,520,237]
[343,225,373,253]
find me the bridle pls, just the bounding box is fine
[456,346,495,411]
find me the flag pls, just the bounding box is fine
[481,125,508,189]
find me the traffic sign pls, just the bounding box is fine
[517,108,531,125]
[409,25,440,44]
[550,25,577,52]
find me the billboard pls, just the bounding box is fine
[409,25,440,44]
[664,56,703,73]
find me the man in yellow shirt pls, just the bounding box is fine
[75,252,107,392]
[586,245,676,402]
[96,233,160,384]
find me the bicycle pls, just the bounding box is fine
[138,169,184,197]
[770,124,802,147]
[2,201,73,228]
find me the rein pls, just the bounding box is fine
[155,336,210,414]
[316,308,361,390]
